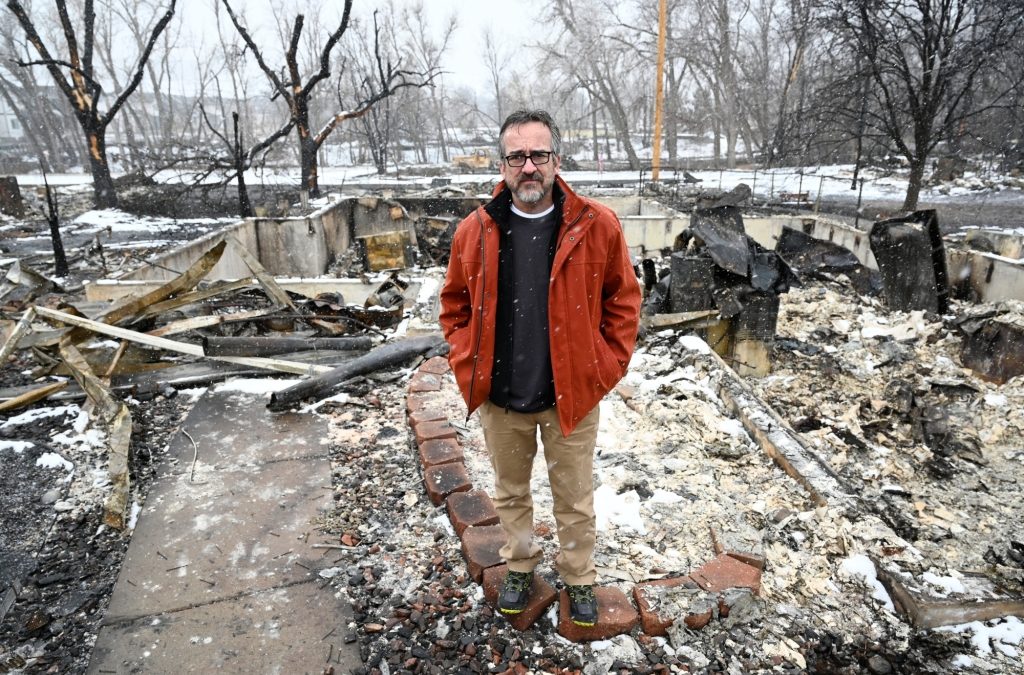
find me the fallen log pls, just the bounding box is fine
[203,335,374,357]
[267,334,447,411]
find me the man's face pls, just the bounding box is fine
[499,121,561,213]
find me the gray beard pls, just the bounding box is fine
[514,181,547,204]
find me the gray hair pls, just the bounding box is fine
[498,109,562,158]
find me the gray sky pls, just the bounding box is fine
[390,0,543,94]
[186,0,545,96]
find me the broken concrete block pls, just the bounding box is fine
[690,554,761,595]
[418,356,450,375]
[633,576,702,636]
[408,371,442,393]
[460,524,505,583]
[423,462,471,506]
[483,564,557,631]
[557,587,639,642]
[414,419,458,445]
[418,438,464,468]
[408,408,447,431]
[446,489,499,537]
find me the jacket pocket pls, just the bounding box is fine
[447,325,475,393]
[592,328,624,390]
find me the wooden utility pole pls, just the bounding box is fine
[651,0,668,182]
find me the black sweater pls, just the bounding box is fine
[485,187,563,412]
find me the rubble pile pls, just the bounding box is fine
[2,181,1024,672]
[755,283,1024,588]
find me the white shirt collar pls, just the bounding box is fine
[510,203,555,219]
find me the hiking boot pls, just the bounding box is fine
[566,584,598,627]
[498,570,533,614]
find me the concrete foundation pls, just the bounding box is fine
[86,194,1024,307]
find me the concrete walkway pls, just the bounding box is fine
[88,389,359,674]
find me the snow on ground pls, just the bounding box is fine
[70,208,234,235]
[14,162,1024,212]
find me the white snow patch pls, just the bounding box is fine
[951,654,973,668]
[36,452,74,472]
[212,378,302,395]
[0,440,35,453]
[127,501,143,530]
[937,617,1024,657]
[434,514,455,537]
[718,417,747,437]
[415,276,440,305]
[594,484,646,534]
[922,571,966,596]
[72,408,90,434]
[984,393,1008,407]
[837,554,894,611]
[180,387,208,401]
[0,404,79,430]
[648,489,684,504]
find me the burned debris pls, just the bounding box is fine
[3,178,1024,672]
[643,189,797,376]
[870,209,951,314]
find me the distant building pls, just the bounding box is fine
[0,97,25,142]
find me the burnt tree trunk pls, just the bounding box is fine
[43,180,69,277]
[903,158,925,211]
[85,127,118,209]
[295,98,320,198]
[233,112,253,218]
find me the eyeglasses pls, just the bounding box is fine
[504,151,554,167]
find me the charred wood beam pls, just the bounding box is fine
[203,336,373,357]
[267,335,446,412]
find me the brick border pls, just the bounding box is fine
[405,355,765,640]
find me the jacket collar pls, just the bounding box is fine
[484,175,586,226]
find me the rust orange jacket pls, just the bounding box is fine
[439,176,641,436]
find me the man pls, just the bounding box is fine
[439,110,641,627]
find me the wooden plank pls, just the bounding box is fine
[59,341,133,529]
[268,335,446,411]
[138,278,257,319]
[875,563,1024,629]
[203,336,373,357]
[146,308,276,337]
[0,307,36,363]
[33,306,332,377]
[226,235,296,310]
[0,380,69,412]
[97,240,228,327]
[642,310,720,331]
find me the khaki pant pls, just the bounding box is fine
[478,401,600,585]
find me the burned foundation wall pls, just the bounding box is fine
[742,214,1024,304]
